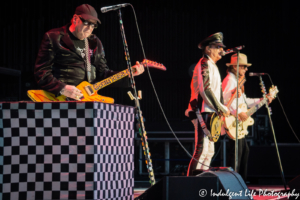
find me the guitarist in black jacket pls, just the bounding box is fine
[34,4,144,100]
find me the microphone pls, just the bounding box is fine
[249,72,268,76]
[221,45,245,56]
[101,3,130,13]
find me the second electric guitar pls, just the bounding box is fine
[27,60,166,103]
[225,85,278,140]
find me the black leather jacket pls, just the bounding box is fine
[34,24,128,95]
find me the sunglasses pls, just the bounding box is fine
[79,17,98,29]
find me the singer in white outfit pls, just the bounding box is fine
[186,32,229,176]
[222,53,273,180]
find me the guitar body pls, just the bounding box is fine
[210,113,224,142]
[27,81,114,103]
[224,103,254,140]
[75,81,114,103]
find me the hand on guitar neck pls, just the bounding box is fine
[265,93,274,104]
[129,61,145,77]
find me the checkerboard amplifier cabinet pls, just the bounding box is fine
[135,170,252,200]
[0,102,135,200]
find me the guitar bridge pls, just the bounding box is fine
[84,85,95,96]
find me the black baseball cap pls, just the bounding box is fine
[75,4,101,24]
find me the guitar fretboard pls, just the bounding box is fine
[93,69,130,91]
[247,98,267,116]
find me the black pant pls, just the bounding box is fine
[187,112,213,176]
[227,137,249,181]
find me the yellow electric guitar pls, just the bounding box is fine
[210,76,246,142]
[225,85,278,140]
[27,59,166,103]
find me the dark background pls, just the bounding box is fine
[1,0,300,174]
[1,0,299,143]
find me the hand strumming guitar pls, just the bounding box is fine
[60,85,83,100]
[238,112,249,122]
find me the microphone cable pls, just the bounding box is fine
[266,74,300,143]
[128,4,214,170]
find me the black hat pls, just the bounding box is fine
[198,32,225,49]
[75,4,101,24]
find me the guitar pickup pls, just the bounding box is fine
[84,85,95,96]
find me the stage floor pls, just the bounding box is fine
[134,185,294,199]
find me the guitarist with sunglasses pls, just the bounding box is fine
[34,4,144,101]
[222,53,273,181]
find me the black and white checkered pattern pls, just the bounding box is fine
[0,102,135,200]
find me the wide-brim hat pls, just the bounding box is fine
[75,4,101,24]
[198,32,226,49]
[226,53,252,67]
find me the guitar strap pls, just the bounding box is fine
[84,38,92,83]
[195,109,212,138]
[190,98,212,138]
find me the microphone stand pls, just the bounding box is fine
[259,76,287,190]
[235,50,240,172]
[116,9,156,186]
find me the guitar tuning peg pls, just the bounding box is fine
[138,90,142,100]
[127,91,135,100]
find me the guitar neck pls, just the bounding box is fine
[246,98,267,116]
[92,68,136,91]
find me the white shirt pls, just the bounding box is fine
[222,72,260,115]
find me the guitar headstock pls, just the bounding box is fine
[269,85,279,98]
[141,59,166,71]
